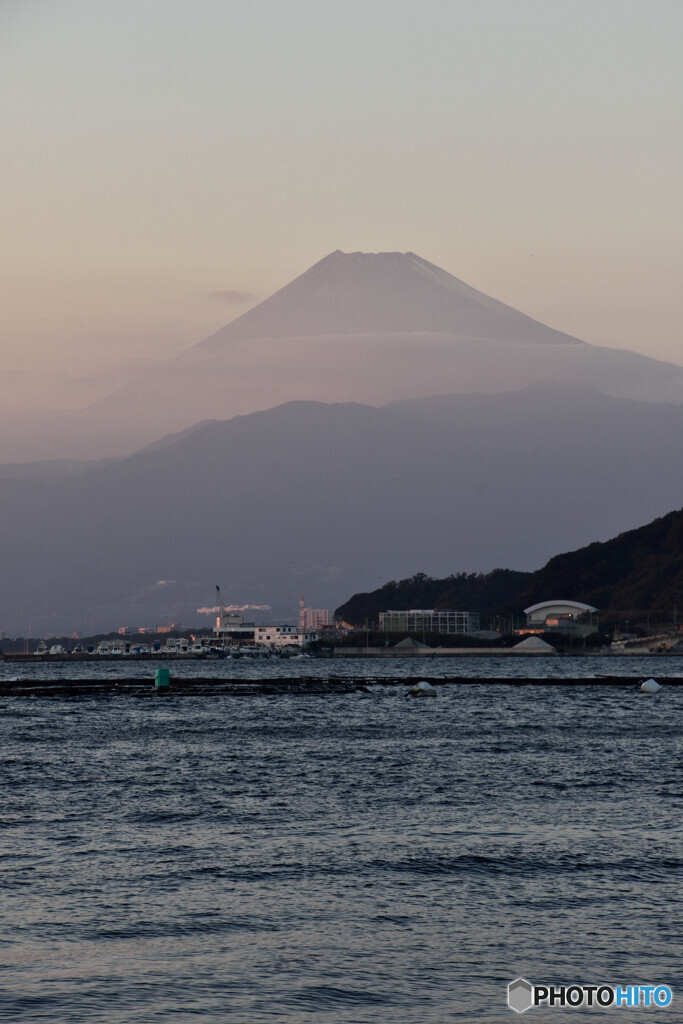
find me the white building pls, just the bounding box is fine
[378,609,480,634]
[214,610,255,636]
[253,625,318,648]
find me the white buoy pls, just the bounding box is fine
[411,680,437,697]
[639,678,662,694]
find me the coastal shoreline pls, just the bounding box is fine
[5,646,680,664]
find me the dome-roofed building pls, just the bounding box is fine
[522,600,598,637]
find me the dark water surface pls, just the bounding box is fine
[1,679,681,1022]
[3,653,682,682]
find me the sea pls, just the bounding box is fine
[1,657,681,1023]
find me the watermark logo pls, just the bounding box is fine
[509,979,534,1014]
[508,978,673,1013]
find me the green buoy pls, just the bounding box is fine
[154,667,171,693]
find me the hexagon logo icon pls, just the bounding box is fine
[508,978,534,1013]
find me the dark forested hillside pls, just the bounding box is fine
[335,569,533,626]
[335,510,683,627]
[510,509,683,620]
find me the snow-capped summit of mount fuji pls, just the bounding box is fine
[199,249,585,346]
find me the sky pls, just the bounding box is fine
[2,0,682,413]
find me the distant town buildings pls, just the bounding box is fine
[379,609,480,635]
[117,624,181,635]
[299,597,330,632]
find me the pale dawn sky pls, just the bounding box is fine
[2,0,681,408]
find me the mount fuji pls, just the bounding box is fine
[2,250,682,463]
[77,249,683,457]
[199,249,585,345]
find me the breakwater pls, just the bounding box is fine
[1,675,681,696]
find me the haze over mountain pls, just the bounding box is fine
[2,251,682,463]
[1,385,681,637]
